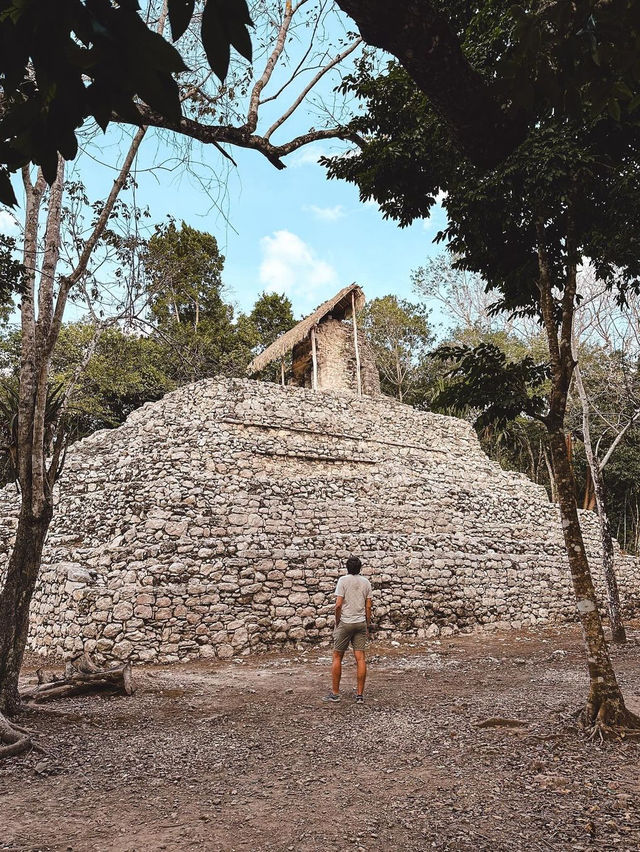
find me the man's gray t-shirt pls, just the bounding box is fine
[335,574,372,623]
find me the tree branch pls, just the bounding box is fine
[245,0,296,133]
[333,0,526,167]
[265,37,362,140]
[127,108,359,169]
[600,408,640,470]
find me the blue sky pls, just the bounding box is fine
[60,125,447,323]
[0,4,449,324]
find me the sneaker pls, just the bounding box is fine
[322,692,340,703]
[355,693,364,704]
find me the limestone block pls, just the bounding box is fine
[113,601,134,621]
[66,565,96,584]
[165,521,188,537]
[231,627,249,647]
[134,605,153,619]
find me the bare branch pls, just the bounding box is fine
[246,0,296,133]
[47,127,147,357]
[599,409,640,470]
[265,37,362,140]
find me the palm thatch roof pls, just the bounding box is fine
[247,284,365,375]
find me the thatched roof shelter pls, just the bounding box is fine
[247,284,365,375]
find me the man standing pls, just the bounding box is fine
[324,556,372,703]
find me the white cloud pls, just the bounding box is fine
[304,204,346,222]
[422,190,448,230]
[0,209,19,235]
[288,145,328,168]
[259,230,339,302]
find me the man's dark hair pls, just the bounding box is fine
[346,556,362,575]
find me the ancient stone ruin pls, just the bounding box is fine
[0,377,638,664]
[247,284,380,395]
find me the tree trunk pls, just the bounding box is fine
[22,660,133,703]
[572,358,626,643]
[0,501,53,715]
[583,467,596,510]
[535,209,637,737]
[547,430,635,731]
[587,461,626,643]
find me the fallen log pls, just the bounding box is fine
[21,655,134,704]
[1,655,133,760]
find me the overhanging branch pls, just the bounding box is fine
[334,0,527,168]
[127,107,361,169]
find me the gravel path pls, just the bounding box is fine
[1,624,640,851]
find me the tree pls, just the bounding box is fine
[0,150,157,733]
[146,221,225,330]
[0,0,363,204]
[361,295,435,404]
[0,235,21,323]
[567,278,640,642]
[52,324,174,436]
[245,291,296,383]
[249,291,295,350]
[0,0,253,204]
[417,258,638,642]
[412,252,545,352]
[333,1,640,167]
[414,253,556,493]
[142,220,255,382]
[0,1,364,752]
[322,9,640,735]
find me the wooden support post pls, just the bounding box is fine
[311,325,318,390]
[281,359,286,387]
[352,291,362,397]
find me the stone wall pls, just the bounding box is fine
[316,318,352,392]
[291,318,380,395]
[0,378,638,664]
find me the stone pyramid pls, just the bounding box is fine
[1,378,637,663]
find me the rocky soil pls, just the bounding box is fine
[1,624,640,851]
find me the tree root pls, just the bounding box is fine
[0,711,35,759]
[1,654,133,761]
[579,699,640,743]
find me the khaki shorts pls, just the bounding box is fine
[333,621,367,652]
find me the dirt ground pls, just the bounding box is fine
[1,624,640,852]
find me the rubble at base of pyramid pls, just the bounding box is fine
[0,378,638,664]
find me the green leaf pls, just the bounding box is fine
[608,98,621,121]
[57,128,78,162]
[221,0,252,62]
[201,0,230,81]
[168,0,195,42]
[37,146,60,186]
[0,169,17,207]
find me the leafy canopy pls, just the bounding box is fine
[0,0,253,205]
[324,2,640,428]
